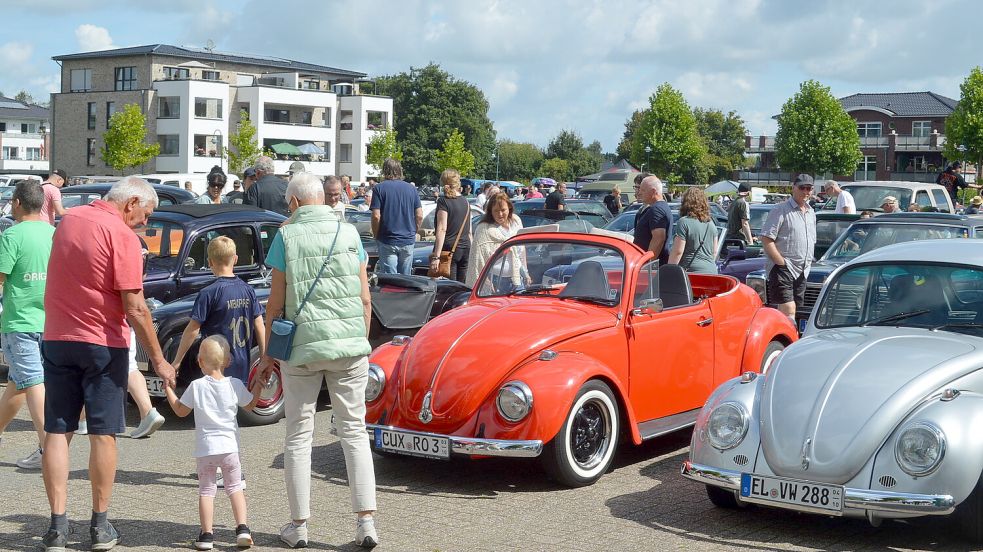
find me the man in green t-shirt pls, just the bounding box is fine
[0,180,55,470]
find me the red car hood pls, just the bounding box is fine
[390,297,618,433]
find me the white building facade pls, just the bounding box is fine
[0,96,51,175]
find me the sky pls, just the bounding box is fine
[1,0,980,152]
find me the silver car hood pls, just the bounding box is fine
[759,327,981,483]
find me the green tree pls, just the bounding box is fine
[943,66,983,181]
[366,126,403,173]
[225,109,264,176]
[694,108,749,182]
[496,140,543,181]
[616,109,644,161]
[544,129,602,178]
[434,128,476,176]
[101,103,159,171]
[630,83,706,183]
[775,80,862,176]
[540,158,571,181]
[376,64,496,184]
[14,90,35,105]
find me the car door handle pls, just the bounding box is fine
[696,317,713,327]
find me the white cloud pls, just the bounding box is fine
[674,72,754,109]
[0,42,34,75]
[487,70,519,104]
[75,24,116,52]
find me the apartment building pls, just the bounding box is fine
[742,91,957,185]
[50,44,394,180]
[0,96,51,175]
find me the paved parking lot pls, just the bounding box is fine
[1,383,980,551]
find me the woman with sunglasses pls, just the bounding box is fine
[197,167,229,205]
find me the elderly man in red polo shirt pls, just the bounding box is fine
[39,176,176,551]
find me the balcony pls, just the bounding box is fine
[0,158,49,171]
[859,136,889,147]
[745,136,775,153]
[890,171,939,183]
[1,132,44,140]
[736,170,793,185]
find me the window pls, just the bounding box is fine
[236,73,254,86]
[186,226,258,272]
[22,123,37,133]
[194,98,223,119]
[855,155,877,180]
[0,122,5,132]
[2,147,17,159]
[322,141,331,162]
[303,79,320,90]
[856,122,882,137]
[158,135,179,156]
[158,96,180,118]
[86,138,96,166]
[264,108,290,124]
[339,143,352,163]
[193,134,223,157]
[932,189,951,212]
[106,101,116,127]
[912,121,932,137]
[322,107,331,127]
[301,111,313,125]
[632,260,660,308]
[87,102,97,130]
[114,66,137,91]
[260,225,280,260]
[339,110,353,131]
[202,70,220,81]
[163,67,189,80]
[26,147,41,160]
[366,110,387,130]
[914,191,931,209]
[70,68,92,92]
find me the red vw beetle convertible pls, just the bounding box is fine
[364,232,797,486]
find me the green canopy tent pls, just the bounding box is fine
[270,142,303,156]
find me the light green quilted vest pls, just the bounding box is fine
[280,205,370,365]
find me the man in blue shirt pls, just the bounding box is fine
[633,175,673,266]
[370,158,422,274]
[172,236,265,383]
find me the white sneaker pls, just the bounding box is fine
[355,517,378,549]
[130,408,165,439]
[279,521,308,548]
[16,447,42,469]
[75,420,88,435]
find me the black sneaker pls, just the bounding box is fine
[235,524,253,548]
[42,528,68,552]
[90,523,119,551]
[193,531,214,550]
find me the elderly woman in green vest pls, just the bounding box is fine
[256,172,378,549]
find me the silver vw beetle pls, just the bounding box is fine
[683,239,983,542]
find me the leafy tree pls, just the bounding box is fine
[694,108,749,182]
[366,126,403,173]
[630,83,706,183]
[540,158,570,181]
[225,109,264,176]
[544,129,602,178]
[434,128,476,176]
[616,110,644,161]
[496,140,543,181]
[775,80,862,177]
[376,64,495,184]
[943,66,983,180]
[14,90,34,105]
[101,103,159,171]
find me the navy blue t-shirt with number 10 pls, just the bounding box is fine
[191,276,265,383]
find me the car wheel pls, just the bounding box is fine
[705,485,740,508]
[237,349,285,426]
[760,340,785,374]
[957,471,983,543]
[542,380,619,487]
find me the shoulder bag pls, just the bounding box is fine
[267,220,342,361]
[428,202,468,279]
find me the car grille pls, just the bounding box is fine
[801,283,823,313]
[134,322,160,365]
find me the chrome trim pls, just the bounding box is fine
[391,335,412,346]
[365,363,385,402]
[496,381,533,422]
[740,371,757,384]
[367,423,543,458]
[706,402,749,451]
[681,461,956,516]
[895,421,946,476]
[538,349,558,361]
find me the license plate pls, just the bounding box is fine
[741,473,842,512]
[145,376,166,397]
[374,428,449,460]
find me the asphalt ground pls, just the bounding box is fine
[0,382,979,551]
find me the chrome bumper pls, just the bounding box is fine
[366,423,543,458]
[682,461,956,516]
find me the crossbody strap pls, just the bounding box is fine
[292,219,342,321]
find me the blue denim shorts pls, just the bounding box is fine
[2,332,43,390]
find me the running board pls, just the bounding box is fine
[638,409,700,441]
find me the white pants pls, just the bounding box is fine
[282,355,377,519]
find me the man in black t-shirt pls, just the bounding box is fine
[544,181,567,210]
[633,175,672,265]
[937,161,979,206]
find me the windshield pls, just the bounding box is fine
[823,223,970,262]
[815,262,983,334]
[841,186,914,211]
[748,206,773,232]
[135,219,185,271]
[604,212,635,232]
[475,240,624,305]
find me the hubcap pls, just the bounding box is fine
[570,399,611,469]
[248,363,283,415]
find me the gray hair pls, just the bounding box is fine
[641,175,663,196]
[286,172,324,205]
[105,176,158,208]
[13,180,44,213]
[254,155,275,174]
[324,175,341,186]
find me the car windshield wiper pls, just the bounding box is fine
[862,309,931,327]
[509,284,557,296]
[930,321,983,331]
[558,294,618,306]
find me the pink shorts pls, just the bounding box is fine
[196,452,243,497]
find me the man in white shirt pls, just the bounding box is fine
[824,180,855,214]
[322,175,347,218]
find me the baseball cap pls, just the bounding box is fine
[737,183,751,194]
[880,195,898,206]
[288,161,306,174]
[793,174,815,186]
[952,161,963,168]
[51,169,68,182]
[243,167,257,178]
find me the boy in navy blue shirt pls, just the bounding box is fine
[173,236,266,383]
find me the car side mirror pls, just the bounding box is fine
[631,298,663,316]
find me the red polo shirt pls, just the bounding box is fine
[44,200,143,348]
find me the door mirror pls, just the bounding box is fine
[632,298,664,316]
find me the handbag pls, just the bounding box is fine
[267,220,342,361]
[428,205,468,279]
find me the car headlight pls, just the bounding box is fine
[746,274,767,302]
[496,381,533,422]
[706,402,749,450]
[365,363,385,402]
[895,422,945,476]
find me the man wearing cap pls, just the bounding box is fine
[242,168,258,191]
[39,169,68,225]
[226,179,244,204]
[243,155,289,216]
[880,196,900,213]
[824,180,855,214]
[760,174,817,319]
[288,160,306,176]
[725,183,755,244]
[937,161,979,206]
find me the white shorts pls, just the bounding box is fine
[128,328,138,373]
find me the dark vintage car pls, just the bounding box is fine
[60,182,198,208]
[139,272,471,425]
[514,199,613,227]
